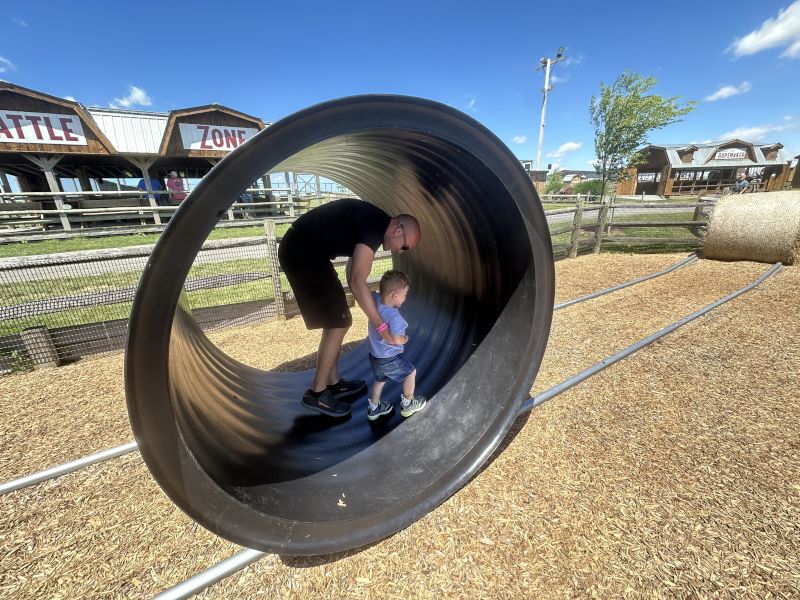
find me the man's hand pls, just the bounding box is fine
[348,243,386,328]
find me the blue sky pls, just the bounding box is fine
[3,0,800,171]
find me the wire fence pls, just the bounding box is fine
[0,198,713,374]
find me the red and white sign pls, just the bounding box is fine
[178,123,258,151]
[714,148,747,160]
[0,110,87,145]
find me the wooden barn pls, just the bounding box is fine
[0,82,267,228]
[616,139,791,196]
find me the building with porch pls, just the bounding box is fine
[616,140,791,196]
[0,82,268,229]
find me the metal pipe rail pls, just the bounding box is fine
[0,188,294,198]
[0,442,138,495]
[523,262,782,412]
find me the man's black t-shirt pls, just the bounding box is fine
[291,198,391,259]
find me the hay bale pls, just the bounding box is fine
[702,191,800,265]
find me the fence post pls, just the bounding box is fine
[568,198,584,259]
[593,202,609,254]
[20,326,61,369]
[263,219,286,318]
[607,195,616,235]
[288,188,296,218]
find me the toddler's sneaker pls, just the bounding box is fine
[400,395,427,418]
[367,400,394,421]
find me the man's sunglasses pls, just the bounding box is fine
[400,223,409,251]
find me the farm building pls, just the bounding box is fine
[0,82,268,223]
[616,139,791,196]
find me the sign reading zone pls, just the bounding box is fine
[178,123,259,151]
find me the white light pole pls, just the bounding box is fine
[536,46,566,171]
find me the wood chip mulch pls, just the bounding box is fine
[1,252,798,599]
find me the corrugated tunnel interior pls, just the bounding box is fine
[125,96,555,555]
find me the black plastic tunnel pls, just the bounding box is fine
[124,95,555,556]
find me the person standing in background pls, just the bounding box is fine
[166,171,187,204]
[137,175,165,206]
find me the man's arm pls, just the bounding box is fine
[349,243,397,344]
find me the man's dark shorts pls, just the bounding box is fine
[369,352,415,383]
[278,226,352,330]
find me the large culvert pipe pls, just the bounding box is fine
[125,95,554,555]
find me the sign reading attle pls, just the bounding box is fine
[714,149,747,160]
[0,110,87,145]
[178,123,259,151]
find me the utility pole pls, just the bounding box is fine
[536,46,566,171]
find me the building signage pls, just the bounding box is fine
[0,110,87,145]
[714,148,747,160]
[178,123,259,151]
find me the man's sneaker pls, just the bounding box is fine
[400,395,427,418]
[301,388,350,417]
[328,378,367,400]
[367,400,394,421]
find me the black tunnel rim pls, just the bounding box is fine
[125,94,554,555]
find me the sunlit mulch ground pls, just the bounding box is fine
[1,252,798,598]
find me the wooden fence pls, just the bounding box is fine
[0,189,352,238]
[0,199,713,372]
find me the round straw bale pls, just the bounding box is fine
[702,191,800,265]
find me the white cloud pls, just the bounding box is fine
[549,162,560,172]
[0,56,16,73]
[512,135,527,144]
[464,94,477,113]
[63,95,76,102]
[550,74,568,84]
[11,17,28,27]
[547,141,582,158]
[720,121,797,141]
[561,54,583,67]
[110,85,152,109]
[704,81,752,101]
[587,160,598,168]
[728,1,800,59]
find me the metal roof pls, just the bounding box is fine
[87,107,168,154]
[648,140,787,169]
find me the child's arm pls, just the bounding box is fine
[387,312,408,345]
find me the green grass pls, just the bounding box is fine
[0,258,271,305]
[1,253,394,337]
[0,224,292,258]
[606,209,701,239]
[0,206,707,341]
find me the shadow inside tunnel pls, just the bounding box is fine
[267,340,363,373]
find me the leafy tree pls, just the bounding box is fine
[590,72,696,199]
[545,169,564,194]
[573,179,604,196]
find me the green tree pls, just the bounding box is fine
[545,169,564,195]
[573,179,604,196]
[590,72,696,199]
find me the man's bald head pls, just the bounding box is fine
[384,214,421,253]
